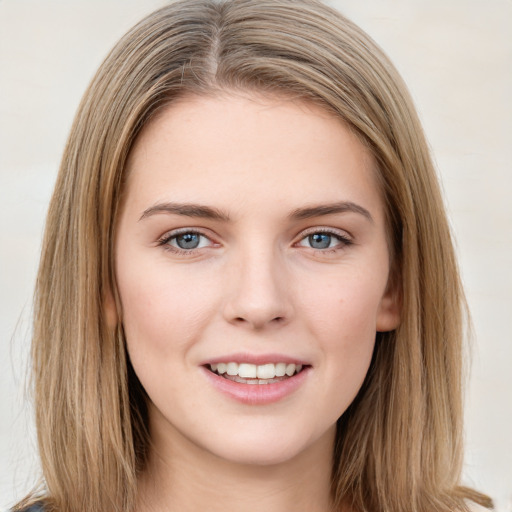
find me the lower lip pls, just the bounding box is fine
[201,366,310,405]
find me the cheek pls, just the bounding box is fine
[118,265,222,409]
[118,261,220,360]
[297,270,385,404]
[299,267,388,339]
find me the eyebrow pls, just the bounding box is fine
[139,202,230,222]
[289,201,374,222]
[139,200,373,223]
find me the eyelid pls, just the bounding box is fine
[297,226,353,241]
[157,227,219,252]
[294,226,354,251]
[155,225,353,254]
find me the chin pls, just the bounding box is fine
[197,423,335,468]
[217,444,301,466]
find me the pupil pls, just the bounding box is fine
[176,233,200,249]
[309,233,331,249]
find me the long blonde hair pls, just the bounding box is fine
[17,1,491,511]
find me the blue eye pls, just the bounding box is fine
[297,230,351,250]
[175,232,201,249]
[159,231,212,252]
[308,233,332,249]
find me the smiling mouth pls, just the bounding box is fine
[207,362,306,385]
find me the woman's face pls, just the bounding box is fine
[115,92,400,466]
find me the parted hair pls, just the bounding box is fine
[16,1,492,512]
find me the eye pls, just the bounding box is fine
[158,230,214,252]
[297,230,352,250]
[173,232,205,250]
[306,233,334,249]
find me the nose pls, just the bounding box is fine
[222,246,294,330]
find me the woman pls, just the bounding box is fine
[13,1,492,511]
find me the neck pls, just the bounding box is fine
[136,411,337,512]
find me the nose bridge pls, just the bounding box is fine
[223,240,292,329]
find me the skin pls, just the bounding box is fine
[113,91,400,512]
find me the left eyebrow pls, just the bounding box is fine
[139,202,231,222]
[289,201,374,223]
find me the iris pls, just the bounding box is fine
[309,233,332,249]
[176,233,201,249]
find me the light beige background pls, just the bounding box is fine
[1,1,511,510]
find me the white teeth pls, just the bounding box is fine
[238,363,257,378]
[285,363,296,376]
[230,375,279,385]
[226,362,238,376]
[209,361,304,380]
[257,363,276,379]
[275,363,286,377]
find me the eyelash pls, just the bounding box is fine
[157,229,215,255]
[295,227,353,253]
[157,227,353,255]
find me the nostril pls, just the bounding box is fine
[232,315,285,327]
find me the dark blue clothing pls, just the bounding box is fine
[18,504,44,512]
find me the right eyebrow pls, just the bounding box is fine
[139,202,231,222]
[289,201,374,223]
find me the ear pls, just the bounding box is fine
[376,278,401,333]
[104,289,119,328]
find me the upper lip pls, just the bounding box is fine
[200,352,311,367]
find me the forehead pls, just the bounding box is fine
[124,92,384,223]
